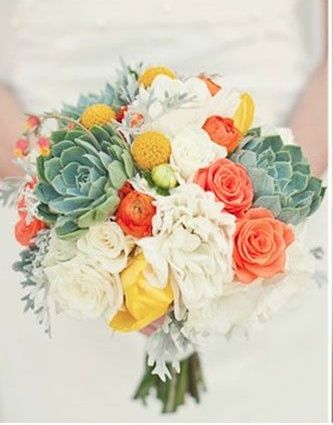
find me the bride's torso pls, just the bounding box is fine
[2,0,323,123]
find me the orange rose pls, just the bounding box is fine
[15,215,46,246]
[202,116,242,153]
[116,190,156,238]
[194,158,253,217]
[198,75,221,96]
[233,208,294,283]
[118,181,134,199]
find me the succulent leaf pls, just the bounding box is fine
[231,129,325,224]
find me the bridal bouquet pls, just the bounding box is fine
[1,62,325,413]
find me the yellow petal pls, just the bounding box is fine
[109,253,173,332]
[233,92,255,135]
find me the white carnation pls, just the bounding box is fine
[45,255,123,320]
[77,221,134,273]
[139,184,236,318]
[170,127,226,181]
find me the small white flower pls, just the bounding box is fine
[45,255,123,320]
[77,222,133,273]
[170,127,226,181]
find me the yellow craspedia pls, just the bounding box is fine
[131,131,171,170]
[138,66,176,88]
[110,253,173,332]
[233,93,255,135]
[80,103,116,129]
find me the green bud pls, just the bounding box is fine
[151,164,177,189]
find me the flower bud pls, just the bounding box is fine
[151,164,177,189]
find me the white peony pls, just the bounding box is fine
[170,127,226,181]
[42,230,78,268]
[77,221,133,273]
[45,255,123,320]
[182,230,315,342]
[138,184,236,318]
[134,75,211,137]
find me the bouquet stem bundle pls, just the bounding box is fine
[134,352,206,413]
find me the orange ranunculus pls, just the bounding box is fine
[118,181,134,199]
[116,190,156,238]
[233,208,295,284]
[202,116,242,153]
[15,215,46,246]
[194,158,253,217]
[116,105,128,122]
[198,75,221,96]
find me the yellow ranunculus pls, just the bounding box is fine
[233,92,255,135]
[110,253,173,332]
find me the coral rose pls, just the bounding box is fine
[202,115,242,153]
[194,158,253,217]
[116,190,156,238]
[233,208,294,284]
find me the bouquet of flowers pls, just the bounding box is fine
[1,61,325,413]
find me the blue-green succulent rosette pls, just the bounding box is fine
[34,124,135,240]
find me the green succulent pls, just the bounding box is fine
[35,124,135,240]
[231,128,326,225]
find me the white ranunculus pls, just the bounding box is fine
[42,230,78,268]
[45,255,123,320]
[77,222,133,273]
[170,127,226,181]
[138,184,236,318]
[141,75,211,137]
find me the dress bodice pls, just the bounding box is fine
[0,0,324,124]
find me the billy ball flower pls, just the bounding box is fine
[116,190,156,238]
[131,131,171,171]
[80,103,116,129]
[138,66,176,88]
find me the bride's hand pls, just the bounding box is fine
[0,83,25,178]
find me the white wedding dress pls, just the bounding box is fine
[0,0,328,422]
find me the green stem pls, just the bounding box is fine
[133,352,206,414]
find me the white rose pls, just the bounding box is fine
[170,127,226,181]
[42,230,78,268]
[77,222,133,273]
[45,255,123,320]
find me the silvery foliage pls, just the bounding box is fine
[146,312,194,381]
[310,246,327,288]
[118,88,197,142]
[113,58,143,107]
[0,177,24,207]
[13,229,52,336]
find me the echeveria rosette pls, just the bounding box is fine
[34,124,135,240]
[231,128,326,225]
